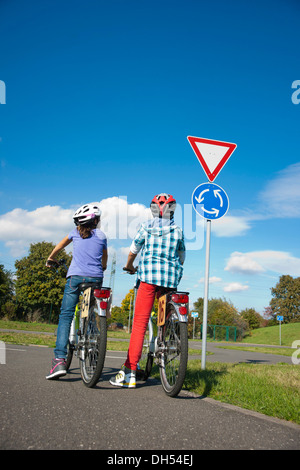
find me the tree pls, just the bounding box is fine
[240,308,263,330]
[270,275,300,322]
[0,264,15,318]
[121,289,135,328]
[110,306,128,326]
[14,242,72,323]
[263,306,276,326]
[192,297,204,322]
[208,298,238,325]
[192,297,237,324]
[191,296,250,340]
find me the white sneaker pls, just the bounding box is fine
[110,365,136,388]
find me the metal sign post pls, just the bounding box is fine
[189,134,237,370]
[280,320,281,346]
[201,219,211,369]
[191,311,198,339]
[191,183,229,370]
[277,315,283,345]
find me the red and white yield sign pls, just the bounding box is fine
[187,136,237,182]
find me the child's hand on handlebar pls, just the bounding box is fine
[123,265,137,275]
[45,259,59,268]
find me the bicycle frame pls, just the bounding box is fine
[69,304,80,345]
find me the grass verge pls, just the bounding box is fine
[0,319,57,333]
[242,322,300,346]
[151,360,300,424]
[217,345,294,357]
[0,331,56,347]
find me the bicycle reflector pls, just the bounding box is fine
[94,289,110,299]
[179,307,188,315]
[171,293,189,304]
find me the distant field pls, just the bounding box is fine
[241,322,300,347]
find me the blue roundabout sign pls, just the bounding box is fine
[192,182,229,220]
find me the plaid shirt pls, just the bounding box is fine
[130,221,185,288]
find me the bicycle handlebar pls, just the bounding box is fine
[123,267,137,275]
[46,259,67,269]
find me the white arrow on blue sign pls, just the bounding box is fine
[192,182,229,220]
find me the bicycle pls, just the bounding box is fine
[46,259,111,388]
[123,268,189,397]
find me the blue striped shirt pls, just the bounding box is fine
[130,219,185,288]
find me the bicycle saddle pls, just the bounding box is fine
[79,282,102,292]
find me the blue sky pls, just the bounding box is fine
[0,0,300,314]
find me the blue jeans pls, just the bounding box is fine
[54,275,103,359]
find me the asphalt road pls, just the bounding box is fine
[0,343,299,453]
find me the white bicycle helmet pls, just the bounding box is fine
[73,203,101,226]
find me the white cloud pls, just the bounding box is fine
[99,197,151,240]
[225,250,300,277]
[0,198,150,258]
[248,250,300,276]
[223,282,249,293]
[210,216,251,237]
[259,162,300,218]
[225,252,265,275]
[0,206,74,256]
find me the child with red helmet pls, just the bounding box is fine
[110,193,185,388]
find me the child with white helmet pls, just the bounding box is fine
[46,203,107,380]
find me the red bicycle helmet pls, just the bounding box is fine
[150,193,176,218]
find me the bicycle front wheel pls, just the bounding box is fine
[80,306,107,388]
[159,307,188,397]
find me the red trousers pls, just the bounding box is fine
[124,282,157,371]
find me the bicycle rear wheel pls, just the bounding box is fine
[80,305,107,388]
[159,306,188,397]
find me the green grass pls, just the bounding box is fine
[242,322,300,347]
[217,345,294,357]
[0,319,57,333]
[0,331,56,347]
[151,360,300,424]
[107,330,130,339]
[107,340,129,351]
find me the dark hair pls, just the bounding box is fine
[77,217,99,239]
